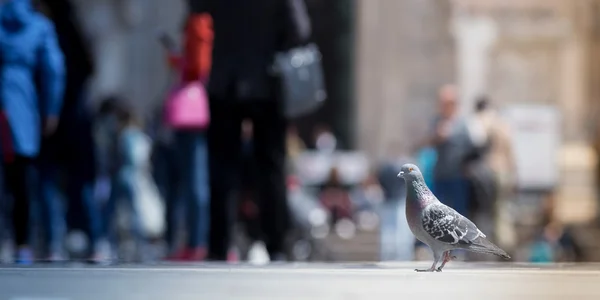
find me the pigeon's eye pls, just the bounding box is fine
[408,167,413,172]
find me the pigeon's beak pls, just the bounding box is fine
[397,171,404,178]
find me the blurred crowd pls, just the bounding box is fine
[0,0,314,264]
[0,0,584,265]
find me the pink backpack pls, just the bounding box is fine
[164,81,210,130]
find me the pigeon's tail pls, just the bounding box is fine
[468,237,511,260]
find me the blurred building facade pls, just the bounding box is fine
[355,0,600,225]
[454,0,597,226]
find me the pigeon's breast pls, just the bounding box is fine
[405,200,425,237]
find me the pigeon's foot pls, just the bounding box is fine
[435,251,457,272]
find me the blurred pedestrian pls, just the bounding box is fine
[465,99,496,223]
[238,120,262,246]
[93,98,121,202]
[201,0,313,261]
[470,96,517,252]
[36,0,98,262]
[415,146,437,190]
[102,104,164,262]
[463,96,498,261]
[319,167,352,225]
[429,85,473,218]
[0,0,65,264]
[376,145,414,261]
[160,13,212,261]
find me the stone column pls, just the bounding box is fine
[452,8,498,114]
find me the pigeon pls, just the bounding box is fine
[398,163,510,272]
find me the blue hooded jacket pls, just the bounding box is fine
[0,0,65,157]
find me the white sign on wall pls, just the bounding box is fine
[502,104,561,191]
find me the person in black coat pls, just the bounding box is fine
[37,0,100,261]
[195,0,312,261]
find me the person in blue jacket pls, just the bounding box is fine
[0,0,65,264]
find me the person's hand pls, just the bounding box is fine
[44,116,59,137]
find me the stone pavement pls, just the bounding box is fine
[1,262,600,300]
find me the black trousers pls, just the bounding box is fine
[208,98,289,260]
[4,155,37,247]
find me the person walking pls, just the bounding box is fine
[37,0,99,262]
[200,0,313,261]
[0,0,65,264]
[429,85,473,218]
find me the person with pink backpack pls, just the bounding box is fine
[158,12,212,261]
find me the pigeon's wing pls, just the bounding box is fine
[421,202,485,245]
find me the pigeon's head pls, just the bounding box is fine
[397,163,424,181]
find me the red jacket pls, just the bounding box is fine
[167,13,213,83]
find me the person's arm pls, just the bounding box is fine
[158,32,182,70]
[167,54,182,69]
[39,21,66,136]
[288,0,312,41]
[282,0,312,48]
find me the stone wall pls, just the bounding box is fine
[355,0,456,159]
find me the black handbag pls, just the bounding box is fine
[273,0,326,118]
[274,43,327,118]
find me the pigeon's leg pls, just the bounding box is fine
[436,251,453,272]
[415,250,441,272]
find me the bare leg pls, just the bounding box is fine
[415,250,442,272]
[436,251,457,272]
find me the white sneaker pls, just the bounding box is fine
[248,241,270,265]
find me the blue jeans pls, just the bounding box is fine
[37,164,65,254]
[433,178,470,217]
[165,132,210,250]
[0,163,7,242]
[103,167,143,245]
[37,92,100,255]
[38,162,100,254]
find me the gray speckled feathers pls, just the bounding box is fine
[398,163,510,272]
